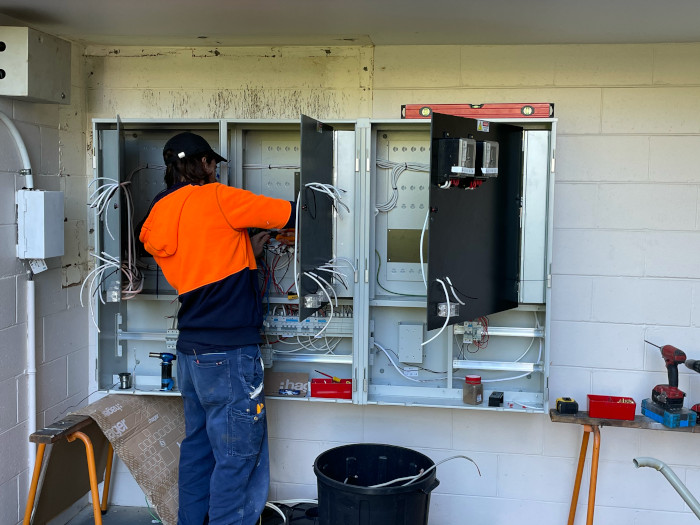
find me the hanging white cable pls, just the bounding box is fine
[0,111,33,188]
[421,279,450,347]
[369,454,481,489]
[328,257,356,272]
[419,208,429,289]
[302,272,334,338]
[305,182,350,213]
[374,342,447,383]
[243,163,300,171]
[307,272,338,306]
[514,338,536,363]
[293,191,301,296]
[374,159,429,213]
[270,499,319,506]
[315,266,349,289]
[264,502,287,524]
[445,276,465,305]
[480,339,543,384]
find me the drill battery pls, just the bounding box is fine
[641,398,697,428]
[556,397,579,414]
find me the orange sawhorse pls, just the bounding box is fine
[568,424,601,525]
[550,408,699,525]
[23,415,115,525]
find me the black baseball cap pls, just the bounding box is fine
[163,132,227,164]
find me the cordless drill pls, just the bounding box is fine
[645,341,686,409]
[684,359,700,415]
[149,352,176,391]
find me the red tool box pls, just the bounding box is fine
[310,378,352,399]
[401,102,554,120]
[587,395,636,420]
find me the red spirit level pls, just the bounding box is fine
[401,102,554,120]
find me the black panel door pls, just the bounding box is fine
[426,113,523,330]
[299,114,334,320]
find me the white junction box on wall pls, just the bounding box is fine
[0,26,71,104]
[16,189,65,259]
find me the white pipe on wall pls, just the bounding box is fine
[0,111,34,189]
[634,457,700,519]
[0,110,38,496]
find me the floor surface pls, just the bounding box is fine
[66,505,160,525]
[65,503,318,524]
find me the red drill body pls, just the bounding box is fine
[645,341,686,409]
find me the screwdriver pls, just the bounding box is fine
[315,370,341,383]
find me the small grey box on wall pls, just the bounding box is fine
[0,26,71,104]
[16,189,65,259]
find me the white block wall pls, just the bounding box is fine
[0,34,89,524]
[84,42,700,524]
[7,40,700,523]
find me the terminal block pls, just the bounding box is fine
[437,302,459,318]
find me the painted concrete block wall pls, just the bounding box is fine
[80,43,700,524]
[0,35,89,523]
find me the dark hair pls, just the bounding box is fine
[164,151,211,187]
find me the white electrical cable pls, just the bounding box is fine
[307,272,338,306]
[328,256,357,273]
[445,276,465,306]
[305,182,350,213]
[368,454,481,489]
[421,278,450,347]
[315,266,349,289]
[479,339,544,384]
[419,208,429,289]
[302,272,334,338]
[264,502,287,524]
[293,191,301,296]
[374,342,447,383]
[243,163,300,171]
[374,159,429,213]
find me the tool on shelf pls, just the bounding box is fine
[149,352,177,391]
[314,369,340,383]
[641,341,696,428]
[684,359,700,416]
[644,341,686,409]
[555,396,578,414]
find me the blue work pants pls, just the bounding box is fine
[176,345,269,525]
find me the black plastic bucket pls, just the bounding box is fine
[313,443,439,525]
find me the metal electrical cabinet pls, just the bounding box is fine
[90,117,361,402]
[359,115,555,412]
[90,113,555,413]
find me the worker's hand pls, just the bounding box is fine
[250,231,271,258]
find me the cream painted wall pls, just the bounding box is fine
[0,36,90,523]
[77,42,700,524]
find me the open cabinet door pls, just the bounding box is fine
[426,112,523,330]
[299,114,335,320]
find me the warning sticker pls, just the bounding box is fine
[477,120,490,132]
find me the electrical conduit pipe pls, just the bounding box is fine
[0,111,37,501]
[633,457,700,519]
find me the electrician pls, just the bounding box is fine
[140,132,295,525]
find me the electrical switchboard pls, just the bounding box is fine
[90,112,555,413]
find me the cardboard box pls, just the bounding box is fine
[263,371,309,397]
[75,395,184,525]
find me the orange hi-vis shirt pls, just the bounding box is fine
[139,182,294,352]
